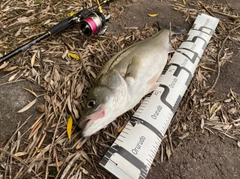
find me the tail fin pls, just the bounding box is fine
[157,22,186,34]
[171,25,186,34]
[169,22,175,53]
[156,22,185,53]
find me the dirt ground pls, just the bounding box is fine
[0,0,240,179]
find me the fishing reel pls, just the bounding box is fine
[0,0,111,63]
[79,9,110,37]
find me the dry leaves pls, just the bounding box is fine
[67,116,73,139]
[148,13,158,17]
[0,0,240,178]
[68,52,81,60]
[18,98,37,113]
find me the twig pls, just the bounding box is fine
[5,155,9,179]
[224,0,233,10]
[200,0,239,19]
[14,166,25,179]
[0,79,25,86]
[44,97,68,179]
[21,113,45,138]
[0,148,38,176]
[9,143,13,179]
[2,115,32,154]
[204,24,240,96]
[199,1,215,17]
[60,153,81,179]
[55,153,74,178]
[211,10,239,20]
[167,129,174,153]
[99,40,110,60]
[0,69,19,79]
[1,0,12,9]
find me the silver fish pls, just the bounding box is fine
[79,29,174,137]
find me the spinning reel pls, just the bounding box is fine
[79,9,110,37]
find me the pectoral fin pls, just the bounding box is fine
[147,71,161,93]
[126,56,142,79]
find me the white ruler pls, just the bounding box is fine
[100,13,219,179]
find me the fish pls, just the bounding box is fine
[78,29,174,137]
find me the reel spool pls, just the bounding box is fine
[80,11,109,37]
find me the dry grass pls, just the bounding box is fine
[0,0,240,178]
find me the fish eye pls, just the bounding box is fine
[87,100,96,108]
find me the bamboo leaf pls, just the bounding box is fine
[15,26,22,36]
[3,66,18,72]
[0,61,9,69]
[14,152,28,157]
[67,116,73,139]
[62,49,69,59]
[237,141,240,148]
[31,52,37,67]
[69,11,74,17]
[17,16,33,23]
[94,39,106,46]
[148,13,158,17]
[18,98,37,113]
[8,71,19,81]
[68,52,80,60]
[75,83,84,99]
[210,102,220,116]
[24,88,38,98]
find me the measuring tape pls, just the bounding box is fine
[100,13,219,179]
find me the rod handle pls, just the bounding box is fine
[49,18,73,35]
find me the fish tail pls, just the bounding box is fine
[171,25,186,35]
[168,22,174,53]
[157,22,186,34]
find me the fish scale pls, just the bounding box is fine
[100,13,219,179]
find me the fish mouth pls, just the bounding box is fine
[78,110,97,130]
[78,118,90,129]
[79,117,100,137]
[78,105,105,136]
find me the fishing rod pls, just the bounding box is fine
[0,0,111,63]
